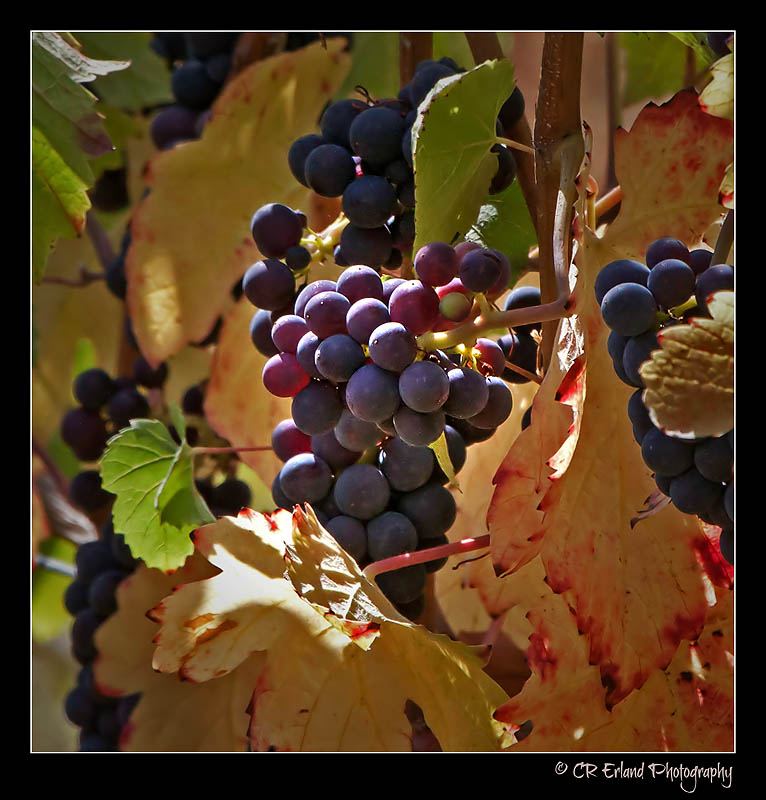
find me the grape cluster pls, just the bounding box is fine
[63,518,142,751]
[60,360,171,513]
[596,238,734,563]
[242,213,534,615]
[149,32,241,150]
[285,58,524,270]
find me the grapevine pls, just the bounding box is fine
[32,30,734,759]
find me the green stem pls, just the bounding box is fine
[495,136,536,156]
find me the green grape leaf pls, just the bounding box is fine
[168,401,187,442]
[70,337,97,388]
[31,32,127,282]
[412,59,516,254]
[334,32,398,102]
[100,419,215,571]
[72,32,173,111]
[466,180,537,285]
[669,32,718,65]
[620,32,707,107]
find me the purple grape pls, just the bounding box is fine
[346,297,391,344]
[304,144,357,197]
[294,279,337,317]
[304,291,351,338]
[345,364,401,422]
[398,361,450,413]
[288,134,326,187]
[262,353,310,397]
[503,285,542,334]
[379,437,434,492]
[250,309,280,357]
[291,381,344,436]
[272,419,312,462]
[295,331,323,378]
[368,322,417,372]
[325,516,368,562]
[342,175,397,229]
[314,334,366,382]
[467,377,513,429]
[334,408,381,452]
[367,511,418,562]
[393,405,445,446]
[333,464,391,521]
[388,280,440,335]
[443,366,489,418]
[311,429,361,470]
[414,242,459,287]
[270,314,309,354]
[336,265,384,304]
[458,248,504,293]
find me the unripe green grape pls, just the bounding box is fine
[439,292,472,322]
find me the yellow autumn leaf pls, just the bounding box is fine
[641,291,734,439]
[127,40,351,365]
[147,508,514,751]
[93,554,265,752]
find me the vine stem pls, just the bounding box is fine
[42,266,105,287]
[712,209,734,265]
[363,534,490,580]
[534,33,585,372]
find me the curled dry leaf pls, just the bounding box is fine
[641,291,734,439]
[146,508,514,751]
[699,54,734,121]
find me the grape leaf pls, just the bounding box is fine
[483,91,733,709]
[99,419,215,571]
[31,32,128,281]
[597,90,733,260]
[126,39,350,366]
[71,32,173,111]
[494,567,733,751]
[669,32,718,65]
[620,33,708,107]
[148,508,514,751]
[640,291,734,439]
[93,555,265,751]
[699,53,734,121]
[333,32,398,102]
[412,59,516,255]
[467,180,537,285]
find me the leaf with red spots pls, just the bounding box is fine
[493,572,733,751]
[93,555,266,751]
[126,40,350,366]
[147,508,514,751]
[481,90,733,713]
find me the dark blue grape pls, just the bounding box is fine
[333,464,391,520]
[432,424,467,484]
[669,467,723,515]
[695,265,734,313]
[73,369,115,410]
[250,309,279,357]
[295,331,322,379]
[393,406,445,446]
[503,285,542,334]
[379,437,434,492]
[622,329,659,387]
[348,106,407,167]
[641,428,695,477]
[600,283,658,336]
[688,249,713,276]
[398,361,450,413]
[594,260,651,305]
[694,436,733,483]
[489,145,516,194]
[304,144,357,197]
[647,259,696,309]
[69,470,111,512]
[395,482,456,540]
[294,279,337,317]
[288,134,326,187]
[468,377,513,429]
[314,334,365,382]
[242,259,296,311]
[346,364,401,422]
[458,248,504,293]
[367,511,418,562]
[342,175,397,229]
[291,379,343,435]
[339,223,392,268]
[171,59,219,110]
[320,98,367,149]
[375,564,427,605]
[333,408,381,452]
[250,204,305,259]
[60,408,108,462]
[645,238,691,269]
[311,429,360,470]
[442,366,489,419]
[87,569,127,618]
[498,86,526,130]
[325,516,367,562]
[278,453,333,504]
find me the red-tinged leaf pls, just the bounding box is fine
[599,89,733,260]
[494,580,733,751]
[149,509,514,751]
[483,91,733,709]
[204,296,292,485]
[93,555,267,752]
[126,40,351,366]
